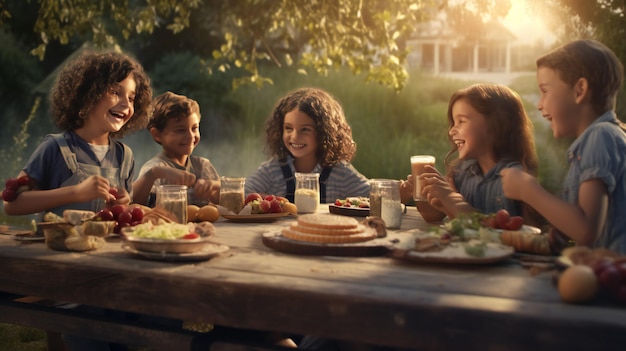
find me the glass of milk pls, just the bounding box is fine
[294,172,320,213]
[379,180,402,229]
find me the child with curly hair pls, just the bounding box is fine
[245,87,369,202]
[501,39,626,254]
[133,91,221,207]
[3,50,152,218]
[401,83,539,223]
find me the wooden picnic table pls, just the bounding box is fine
[1,204,625,350]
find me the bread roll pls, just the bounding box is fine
[500,230,551,255]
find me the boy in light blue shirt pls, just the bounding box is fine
[501,39,626,254]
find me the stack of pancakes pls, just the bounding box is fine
[282,213,377,243]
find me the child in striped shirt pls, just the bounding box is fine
[245,87,369,203]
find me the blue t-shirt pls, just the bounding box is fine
[562,111,626,254]
[453,159,523,216]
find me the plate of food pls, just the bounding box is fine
[391,240,515,264]
[329,197,370,217]
[221,212,292,223]
[122,242,229,262]
[390,211,538,264]
[262,214,397,256]
[121,221,216,254]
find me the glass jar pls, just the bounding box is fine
[219,177,246,214]
[156,185,188,223]
[378,180,402,229]
[294,172,320,214]
[369,179,397,218]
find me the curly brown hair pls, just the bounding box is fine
[49,50,152,138]
[444,84,538,178]
[265,87,356,167]
[148,91,200,132]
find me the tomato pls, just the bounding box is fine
[495,209,510,229]
[182,233,199,240]
[245,193,262,204]
[482,217,498,229]
[504,216,524,230]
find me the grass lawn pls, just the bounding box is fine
[0,323,47,351]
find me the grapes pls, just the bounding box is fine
[2,189,16,202]
[598,265,622,293]
[109,187,120,200]
[5,178,19,191]
[117,211,133,225]
[587,259,626,303]
[130,206,144,222]
[111,204,126,219]
[96,208,114,221]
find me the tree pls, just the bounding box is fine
[0,0,512,91]
[527,0,626,116]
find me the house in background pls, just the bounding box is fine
[406,19,518,74]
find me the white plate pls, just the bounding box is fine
[122,243,229,262]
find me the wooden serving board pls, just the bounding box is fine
[261,231,416,257]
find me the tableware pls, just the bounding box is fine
[379,180,402,229]
[123,235,213,254]
[13,232,46,242]
[220,177,246,214]
[221,212,291,223]
[410,155,436,201]
[294,172,320,214]
[156,184,188,223]
[390,243,514,264]
[262,231,414,257]
[328,204,370,217]
[369,178,395,217]
[122,242,229,262]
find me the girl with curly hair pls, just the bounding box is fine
[3,50,152,217]
[245,87,369,203]
[401,83,539,223]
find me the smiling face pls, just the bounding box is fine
[282,109,318,165]
[151,113,201,165]
[86,76,137,138]
[536,66,581,138]
[449,98,494,163]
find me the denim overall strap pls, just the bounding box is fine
[279,158,295,203]
[319,167,332,204]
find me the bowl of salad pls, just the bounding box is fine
[121,222,214,253]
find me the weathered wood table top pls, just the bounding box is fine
[1,205,625,350]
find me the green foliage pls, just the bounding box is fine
[149,52,242,140]
[526,0,626,118]
[30,0,202,60]
[2,0,513,91]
